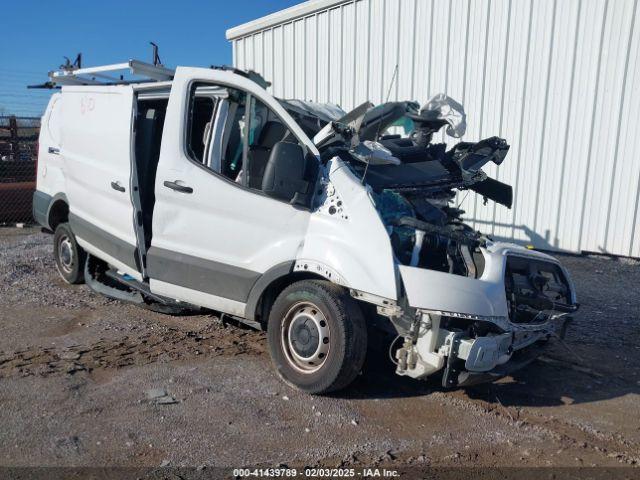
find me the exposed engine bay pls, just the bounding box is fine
[284,96,515,280]
[283,94,579,387]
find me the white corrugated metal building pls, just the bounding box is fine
[227,0,640,257]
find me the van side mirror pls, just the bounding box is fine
[261,142,318,207]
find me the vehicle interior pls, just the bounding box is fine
[134,96,168,251]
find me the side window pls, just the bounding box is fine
[244,96,296,190]
[186,95,216,164]
[186,83,298,192]
[219,88,248,181]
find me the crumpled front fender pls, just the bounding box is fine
[398,246,509,318]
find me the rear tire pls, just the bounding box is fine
[53,223,86,284]
[267,280,367,394]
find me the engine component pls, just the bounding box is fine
[505,256,577,323]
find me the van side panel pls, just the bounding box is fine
[60,86,140,279]
[300,158,399,301]
[34,94,66,228]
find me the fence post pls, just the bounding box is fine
[9,115,19,160]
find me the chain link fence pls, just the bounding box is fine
[0,116,40,225]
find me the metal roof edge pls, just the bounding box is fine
[226,0,350,40]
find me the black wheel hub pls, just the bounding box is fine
[289,316,320,358]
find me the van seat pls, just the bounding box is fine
[248,121,288,189]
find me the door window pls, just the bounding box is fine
[186,83,298,192]
[186,96,216,164]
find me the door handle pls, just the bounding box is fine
[110,181,126,192]
[163,180,193,194]
[48,147,60,155]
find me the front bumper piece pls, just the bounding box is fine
[394,312,573,387]
[442,341,549,388]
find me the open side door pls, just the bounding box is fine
[61,85,142,280]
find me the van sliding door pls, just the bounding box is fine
[61,86,141,280]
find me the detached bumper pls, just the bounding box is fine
[443,343,546,387]
[441,316,572,388]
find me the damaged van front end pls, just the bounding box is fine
[393,243,577,387]
[286,94,579,387]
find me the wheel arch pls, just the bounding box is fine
[245,262,332,325]
[47,193,70,231]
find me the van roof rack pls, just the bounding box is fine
[210,65,271,89]
[46,59,175,87]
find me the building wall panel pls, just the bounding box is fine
[229,0,640,257]
[353,0,371,106]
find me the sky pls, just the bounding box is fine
[0,0,302,117]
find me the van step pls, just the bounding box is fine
[84,255,201,315]
[220,313,263,331]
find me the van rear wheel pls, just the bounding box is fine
[267,280,367,394]
[53,223,86,284]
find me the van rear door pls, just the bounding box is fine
[60,86,141,280]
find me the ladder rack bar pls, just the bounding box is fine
[128,60,174,80]
[48,59,175,86]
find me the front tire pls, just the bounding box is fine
[53,223,86,284]
[267,280,367,394]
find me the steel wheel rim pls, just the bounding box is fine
[58,235,74,273]
[281,301,330,374]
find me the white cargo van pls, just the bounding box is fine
[33,61,578,393]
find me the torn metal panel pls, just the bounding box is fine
[417,93,467,138]
[469,177,513,209]
[280,99,345,122]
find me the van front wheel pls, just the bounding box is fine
[53,223,86,284]
[267,280,367,394]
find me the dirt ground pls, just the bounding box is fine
[0,227,639,475]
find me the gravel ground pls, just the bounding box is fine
[0,227,639,474]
